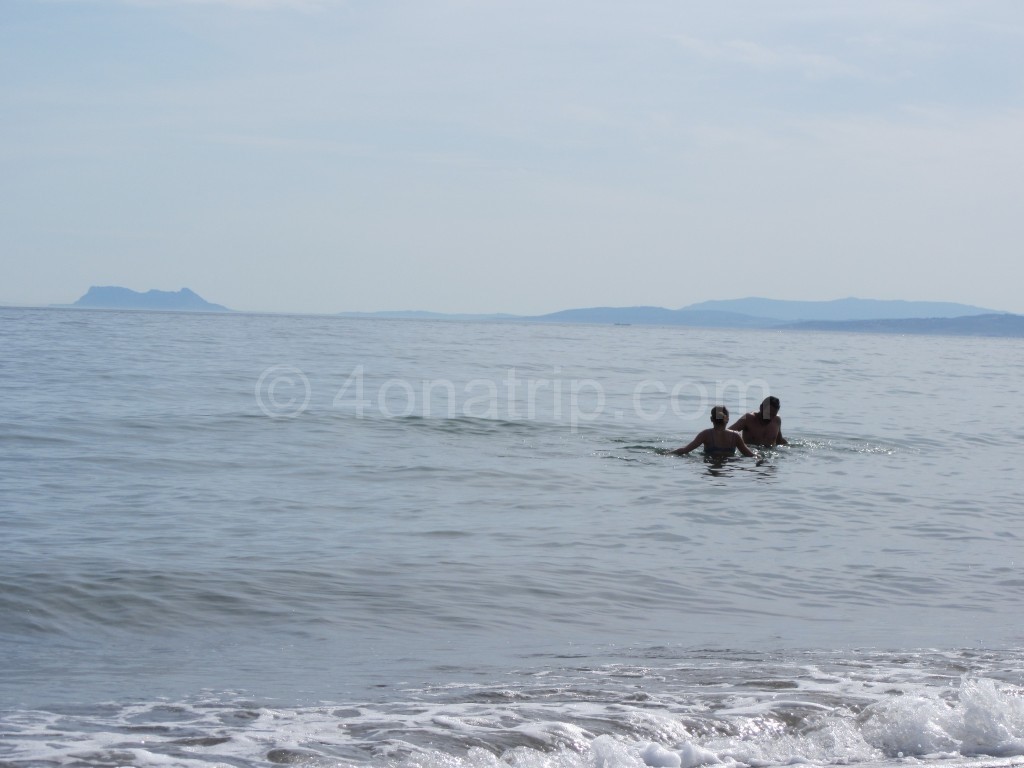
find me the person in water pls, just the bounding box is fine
[729,396,788,447]
[671,406,756,459]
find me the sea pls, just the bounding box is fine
[2,306,1024,768]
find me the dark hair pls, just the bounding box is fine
[760,396,780,421]
[711,406,729,425]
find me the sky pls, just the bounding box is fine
[2,0,1023,315]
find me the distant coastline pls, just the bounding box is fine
[36,288,1024,338]
[338,297,1024,338]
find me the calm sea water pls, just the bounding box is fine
[2,307,1024,768]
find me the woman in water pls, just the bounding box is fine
[670,406,756,460]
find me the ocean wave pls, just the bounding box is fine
[4,656,1024,768]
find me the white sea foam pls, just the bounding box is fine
[4,671,1024,768]
[861,678,1024,758]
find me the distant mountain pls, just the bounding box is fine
[681,297,997,322]
[529,306,777,328]
[338,306,778,327]
[335,297,1014,336]
[66,286,231,312]
[526,297,1004,328]
[784,314,1024,337]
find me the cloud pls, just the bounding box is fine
[669,34,861,80]
[41,0,330,8]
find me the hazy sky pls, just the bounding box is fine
[3,0,1023,314]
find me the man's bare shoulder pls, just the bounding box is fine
[729,412,754,429]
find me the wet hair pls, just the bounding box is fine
[710,406,729,425]
[759,396,780,421]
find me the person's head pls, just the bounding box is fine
[710,405,729,426]
[759,396,780,422]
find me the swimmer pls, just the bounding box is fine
[729,396,788,447]
[670,406,756,459]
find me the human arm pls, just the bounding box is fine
[735,434,756,458]
[771,417,788,446]
[670,431,706,455]
[728,414,747,432]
